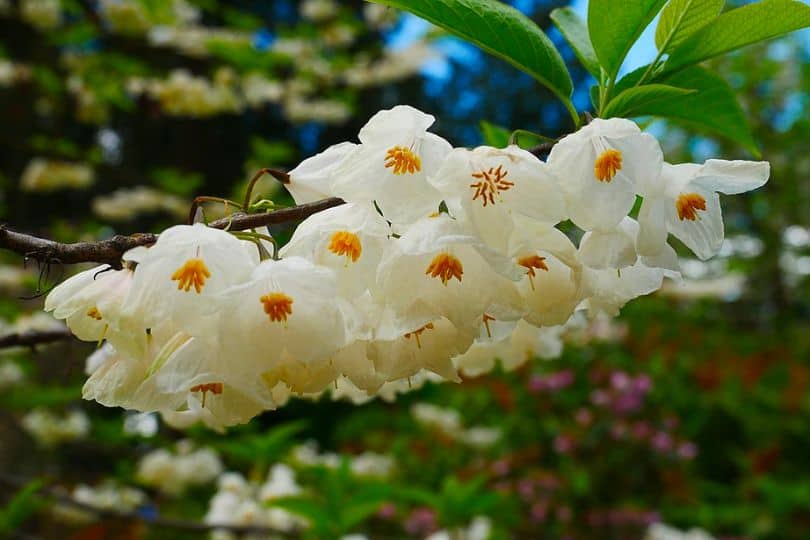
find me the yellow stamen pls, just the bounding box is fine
[426,253,464,285]
[87,307,102,320]
[470,165,514,207]
[171,258,211,293]
[384,146,421,175]
[404,322,435,349]
[675,193,707,221]
[594,149,623,182]
[518,255,549,291]
[260,293,294,323]
[328,230,362,263]
[482,313,495,338]
[190,382,223,408]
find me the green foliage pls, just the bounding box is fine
[479,121,511,147]
[664,0,810,72]
[655,0,724,53]
[209,421,308,467]
[588,0,668,79]
[273,460,392,538]
[550,7,600,78]
[0,480,44,534]
[368,0,576,123]
[151,168,205,197]
[601,83,696,119]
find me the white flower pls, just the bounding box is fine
[121,223,256,336]
[280,202,390,298]
[376,214,523,331]
[582,262,670,317]
[21,408,90,447]
[137,443,223,495]
[284,142,357,204]
[429,145,566,253]
[548,118,662,231]
[130,337,279,431]
[637,160,769,260]
[578,216,638,269]
[213,257,351,394]
[0,361,24,388]
[259,464,301,501]
[509,218,583,326]
[332,105,452,224]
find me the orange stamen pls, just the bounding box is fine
[404,322,435,349]
[594,149,623,182]
[470,165,514,207]
[426,253,463,285]
[518,255,549,291]
[260,293,294,323]
[675,193,707,221]
[328,231,362,263]
[171,258,211,293]
[384,146,421,175]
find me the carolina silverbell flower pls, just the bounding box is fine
[41,105,769,429]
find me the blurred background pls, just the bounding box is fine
[0,1,808,539]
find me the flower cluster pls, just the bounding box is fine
[21,408,90,447]
[45,105,769,430]
[136,440,224,495]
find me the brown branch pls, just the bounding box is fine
[0,473,299,537]
[0,328,74,349]
[0,197,346,268]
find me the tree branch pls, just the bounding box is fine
[0,328,74,349]
[0,197,345,268]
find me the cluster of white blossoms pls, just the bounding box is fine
[136,440,224,495]
[44,105,770,430]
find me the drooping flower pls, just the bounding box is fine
[376,214,523,332]
[121,223,257,336]
[428,145,566,253]
[547,118,662,232]
[637,159,770,260]
[212,256,352,394]
[284,141,356,204]
[280,202,390,298]
[331,105,452,224]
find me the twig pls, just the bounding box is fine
[527,142,556,158]
[0,473,299,537]
[0,328,74,349]
[0,197,345,268]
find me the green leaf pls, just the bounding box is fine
[0,480,44,533]
[588,0,668,79]
[368,1,574,107]
[480,121,511,147]
[602,84,696,118]
[271,496,330,532]
[550,7,600,77]
[655,0,724,53]
[665,0,810,72]
[616,66,759,155]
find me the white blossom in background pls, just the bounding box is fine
[21,408,90,447]
[426,516,493,540]
[412,403,501,449]
[645,523,716,540]
[137,440,223,495]
[20,0,61,30]
[92,186,188,222]
[52,482,146,525]
[19,158,94,192]
[0,361,24,389]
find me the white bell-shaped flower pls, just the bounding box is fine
[45,247,146,342]
[508,218,583,327]
[637,160,769,260]
[130,337,278,431]
[428,145,566,254]
[284,141,356,204]
[578,216,638,270]
[331,105,452,224]
[213,257,350,392]
[376,214,523,331]
[280,202,390,298]
[121,223,257,336]
[582,262,670,317]
[548,118,662,232]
